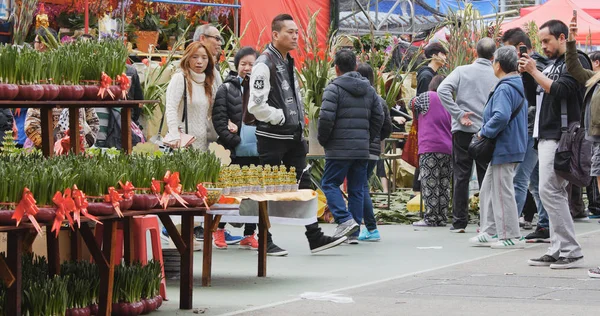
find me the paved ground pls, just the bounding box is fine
[155,220,600,316]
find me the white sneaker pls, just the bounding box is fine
[490,237,525,249]
[468,233,498,247]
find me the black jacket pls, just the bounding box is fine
[537,52,592,140]
[249,44,304,140]
[522,52,550,135]
[0,109,13,139]
[213,72,244,152]
[318,72,384,159]
[416,66,436,95]
[370,96,392,157]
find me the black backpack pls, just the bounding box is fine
[554,100,592,187]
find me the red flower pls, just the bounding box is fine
[317,50,325,61]
[304,115,309,126]
[142,58,149,66]
[219,54,226,63]
[307,51,314,60]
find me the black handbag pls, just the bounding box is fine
[468,91,524,165]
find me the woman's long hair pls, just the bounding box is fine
[180,42,215,102]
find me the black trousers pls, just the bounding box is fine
[217,156,260,235]
[452,131,487,228]
[523,190,537,223]
[257,136,322,240]
[568,180,600,218]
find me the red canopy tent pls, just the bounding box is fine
[521,0,600,19]
[503,0,600,45]
[239,0,330,56]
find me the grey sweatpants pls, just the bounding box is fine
[480,163,521,239]
[538,140,583,259]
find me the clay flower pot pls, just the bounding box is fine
[0,83,19,100]
[154,295,163,308]
[119,197,134,211]
[176,195,204,207]
[131,194,159,210]
[65,306,91,316]
[83,85,102,100]
[135,31,159,53]
[0,210,16,225]
[35,207,56,223]
[87,202,116,216]
[41,84,60,101]
[16,84,44,101]
[58,85,85,100]
[89,304,98,315]
[103,85,122,101]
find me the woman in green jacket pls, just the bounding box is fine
[566,17,600,279]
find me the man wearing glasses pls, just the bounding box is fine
[193,24,224,86]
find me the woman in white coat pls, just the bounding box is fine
[165,42,217,150]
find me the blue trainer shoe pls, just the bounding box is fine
[357,229,381,242]
[224,230,243,245]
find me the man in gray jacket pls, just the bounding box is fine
[318,49,384,241]
[437,37,499,233]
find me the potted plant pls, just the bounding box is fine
[0,45,20,100]
[56,42,85,100]
[14,46,45,101]
[133,8,161,53]
[296,11,335,155]
[141,260,163,314]
[112,264,145,316]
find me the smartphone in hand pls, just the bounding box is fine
[519,45,527,57]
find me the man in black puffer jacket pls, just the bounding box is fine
[318,50,384,242]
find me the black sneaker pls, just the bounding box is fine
[528,255,557,266]
[194,226,204,241]
[449,226,466,233]
[524,227,550,243]
[309,234,347,254]
[550,256,585,269]
[266,242,288,256]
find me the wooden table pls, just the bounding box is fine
[0,100,159,156]
[0,207,209,315]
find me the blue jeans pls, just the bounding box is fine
[322,159,368,226]
[514,136,539,216]
[513,135,548,228]
[530,160,549,229]
[362,160,378,231]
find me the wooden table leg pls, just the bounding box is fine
[180,214,194,309]
[123,217,135,265]
[70,226,81,261]
[121,107,132,154]
[391,141,397,192]
[40,107,54,157]
[6,231,22,316]
[97,220,117,316]
[47,226,60,277]
[258,201,270,277]
[202,213,213,287]
[68,107,81,154]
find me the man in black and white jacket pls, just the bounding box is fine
[248,14,347,255]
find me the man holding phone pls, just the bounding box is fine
[501,28,551,241]
[518,18,591,269]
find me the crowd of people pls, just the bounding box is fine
[410,16,600,278]
[2,12,600,277]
